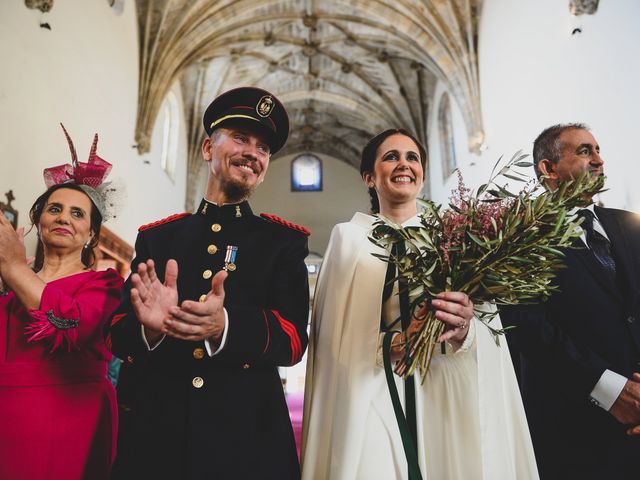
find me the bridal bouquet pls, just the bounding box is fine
[370,152,605,377]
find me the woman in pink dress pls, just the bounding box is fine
[0,126,123,480]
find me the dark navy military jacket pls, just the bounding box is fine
[109,199,309,480]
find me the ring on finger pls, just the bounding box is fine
[458,320,467,330]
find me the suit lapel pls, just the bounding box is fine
[596,206,638,308]
[566,238,623,302]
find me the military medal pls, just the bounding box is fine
[224,245,238,271]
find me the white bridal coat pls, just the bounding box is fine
[301,212,538,480]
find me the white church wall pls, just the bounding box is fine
[472,0,640,211]
[250,154,369,254]
[3,0,637,259]
[0,1,187,253]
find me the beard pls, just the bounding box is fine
[221,176,256,203]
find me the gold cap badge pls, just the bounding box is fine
[256,95,275,118]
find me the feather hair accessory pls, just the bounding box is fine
[42,123,121,221]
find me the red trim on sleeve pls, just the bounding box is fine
[262,310,270,354]
[271,309,302,364]
[110,313,126,327]
[279,322,299,365]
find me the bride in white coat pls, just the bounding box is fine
[301,129,538,480]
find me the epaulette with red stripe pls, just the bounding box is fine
[260,213,311,236]
[138,212,191,232]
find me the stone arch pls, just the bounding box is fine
[133,0,484,208]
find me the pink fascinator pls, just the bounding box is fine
[42,124,118,221]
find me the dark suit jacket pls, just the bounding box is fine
[501,206,640,479]
[108,200,309,480]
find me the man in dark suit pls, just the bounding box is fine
[108,87,310,479]
[501,123,640,479]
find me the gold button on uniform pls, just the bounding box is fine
[242,363,250,370]
[199,294,207,303]
[211,223,222,233]
[202,270,212,280]
[193,348,205,360]
[192,376,204,388]
[126,355,134,365]
[207,244,218,254]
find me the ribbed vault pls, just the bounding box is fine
[134,0,484,209]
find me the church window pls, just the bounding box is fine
[160,92,180,181]
[291,153,322,192]
[438,93,457,180]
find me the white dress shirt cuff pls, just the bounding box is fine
[204,308,229,357]
[590,369,627,411]
[141,325,165,351]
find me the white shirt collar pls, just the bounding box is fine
[572,204,609,243]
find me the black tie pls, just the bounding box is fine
[578,209,617,280]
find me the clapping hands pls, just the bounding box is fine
[131,259,227,344]
[0,221,35,292]
[130,259,179,339]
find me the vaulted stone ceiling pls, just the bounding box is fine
[134,0,484,209]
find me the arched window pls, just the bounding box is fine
[291,153,322,192]
[438,93,457,180]
[160,91,180,180]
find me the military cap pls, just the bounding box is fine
[202,87,289,154]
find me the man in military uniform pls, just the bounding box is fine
[109,87,310,479]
